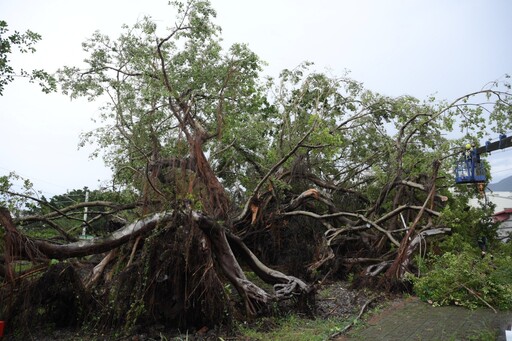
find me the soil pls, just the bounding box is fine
[315,281,387,319]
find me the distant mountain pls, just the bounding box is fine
[488,175,512,192]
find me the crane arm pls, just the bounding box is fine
[476,135,512,155]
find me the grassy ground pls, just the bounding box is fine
[232,281,383,341]
[236,314,351,341]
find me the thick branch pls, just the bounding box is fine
[283,210,400,247]
[33,212,175,259]
[236,123,317,222]
[375,204,440,225]
[399,180,448,202]
[227,232,308,290]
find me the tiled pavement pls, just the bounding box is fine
[343,297,512,341]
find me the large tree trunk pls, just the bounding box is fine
[190,136,230,219]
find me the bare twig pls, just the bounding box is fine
[461,284,497,314]
[329,295,381,339]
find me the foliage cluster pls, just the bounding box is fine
[0,20,56,95]
[440,197,498,246]
[413,239,512,310]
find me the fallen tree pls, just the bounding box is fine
[2,0,512,338]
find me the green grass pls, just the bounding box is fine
[316,284,342,300]
[237,314,350,341]
[12,260,34,273]
[22,226,62,239]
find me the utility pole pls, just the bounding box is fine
[82,188,89,237]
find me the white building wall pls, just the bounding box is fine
[487,191,512,212]
[469,191,512,213]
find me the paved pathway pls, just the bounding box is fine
[342,297,512,341]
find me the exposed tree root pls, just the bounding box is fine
[86,249,117,289]
[2,207,314,335]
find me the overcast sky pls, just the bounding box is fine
[1,0,511,198]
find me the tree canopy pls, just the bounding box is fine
[0,20,56,95]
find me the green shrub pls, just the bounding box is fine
[413,250,512,310]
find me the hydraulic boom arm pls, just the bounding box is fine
[476,134,512,155]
